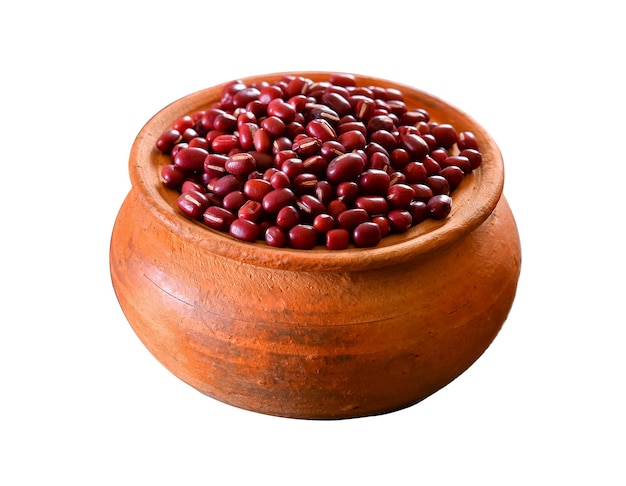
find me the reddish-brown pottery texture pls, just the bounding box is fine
[110,72,522,419]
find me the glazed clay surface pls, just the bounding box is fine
[110,72,521,419]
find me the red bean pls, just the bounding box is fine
[262,187,297,213]
[222,190,247,211]
[230,218,260,241]
[337,208,369,231]
[276,205,300,229]
[265,225,287,247]
[426,175,450,196]
[400,133,430,160]
[427,194,452,219]
[160,164,186,189]
[355,196,389,216]
[238,199,264,222]
[326,228,350,250]
[243,178,273,201]
[326,153,366,183]
[457,131,479,151]
[388,209,412,233]
[225,152,257,176]
[177,190,210,219]
[386,183,415,209]
[210,174,243,196]
[353,222,382,248]
[203,206,236,231]
[288,224,317,250]
[313,213,335,233]
[439,166,465,190]
[156,129,182,153]
[358,169,390,195]
[461,148,482,170]
[267,98,296,124]
[430,123,457,149]
[174,147,209,172]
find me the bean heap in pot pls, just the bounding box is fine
[157,73,482,250]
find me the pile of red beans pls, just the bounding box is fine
[157,73,482,250]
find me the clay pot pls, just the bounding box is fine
[110,72,521,419]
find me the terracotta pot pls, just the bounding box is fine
[110,72,521,419]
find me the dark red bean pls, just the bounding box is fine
[156,129,182,153]
[222,190,247,211]
[229,218,260,241]
[461,148,482,170]
[320,140,346,161]
[177,190,210,219]
[439,165,465,190]
[314,180,334,204]
[335,181,359,204]
[326,228,350,250]
[267,98,297,124]
[427,194,452,219]
[181,180,206,194]
[212,134,240,154]
[321,92,352,117]
[369,129,397,152]
[238,199,264,222]
[261,116,286,137]
[430,123,457,149]
[174,146,209,172]
[204,154,228,178]
[292,136,322,157]
[457,131,479,151]
[386,183,415,209]
[292,173,318,195]
[426,175,450,196]
[441,155,471,174]
[387,209,412,233]
[225,152,257,177]
[160,164,186,189]
[337,208,369,231]
[288,224,317,250]
[210,174,243,196]
[276,205,300,229]
[412,183,434,202]
[203,206,236,231]
[353,222,382,248]
[422,155,442,176]
[403,161,427,184]
[269,170,291,189]
[243,178,273,201]
[400,133,430,160]
[297,194,326,219]
[355,196,389,216]
[371,215,391,237]
[262,187,297,213]
[313,213,335,233]
[306,118,337,141]
[173,115,195,133]
[358,169,390,195]
[265,225,287,247]
[326,152,365,183]
[367,115,395,134]
[337,129,367,151]
[253,127,272,153]
[408,200,428,224]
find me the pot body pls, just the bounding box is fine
[110,71,521,419]
[110,190,520,419]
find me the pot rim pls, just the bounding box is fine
[127,71,504,271]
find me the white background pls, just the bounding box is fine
[2,1,624,484]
